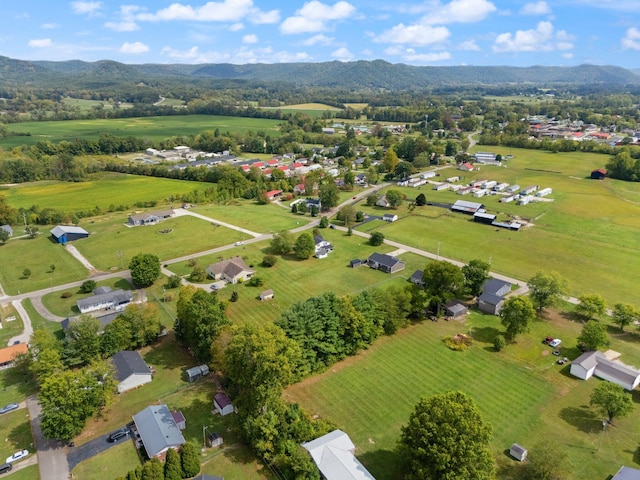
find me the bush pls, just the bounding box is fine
[493,335,506,352]
[189,266,206,283]
[247,276,264,287]
[262,255,278,267]
[165,275,182,289]
[80,280,97,293]
[60,291,73,299]
[443,333,474,351]
[370,231,385,246]
[230,291,239,302]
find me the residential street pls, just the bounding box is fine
[26,396,69,480]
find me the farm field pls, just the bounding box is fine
[0,115,283,148]
[356,148,640,305]
[1,172,213,212]
[260,102,341,118]
[285,308,640,480]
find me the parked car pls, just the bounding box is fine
[107,429,129,442]
[234,241,244,246]
[5,450,28,464]
[552,350,561,356]
[549,339,562,348]
[0,403,19,415]
[542,336,553,345]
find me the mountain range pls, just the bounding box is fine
[0,55,638,90]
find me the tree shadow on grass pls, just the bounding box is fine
[359,448,403,480]
[559,405,601,434]
[143,334,193,372]
[7,419,33,451]
[113,278,132,290]
[470,325,501,344]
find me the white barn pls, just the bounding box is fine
[570,351,640,390]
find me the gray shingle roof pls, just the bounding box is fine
[112,351,150,382]
[368,252,401,269]
[76,289,133,311]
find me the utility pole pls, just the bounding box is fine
[597,420,607,451]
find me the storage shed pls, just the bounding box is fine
[510,443,528,461]
[186,364,209,382]
[214,392,234,416]
[259,289,274,301]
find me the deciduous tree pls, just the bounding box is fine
[294,232,315,259]
[462,259,490,297]
[415,193,427,206]
[522,441,572,480]
[421,261,465,314]
[577,320,609,351]
[399,391,495,480]
[590,382,633,423]
[80,279,97,293]
[612,303,638,332]
[129,253,161,287]
[527,271,568,312]
[500,296,535,340]
[318,183,339,211]
[385,189,403,208]
[270,230,294,255]
[369,231,385,246]
[576,293,607,319]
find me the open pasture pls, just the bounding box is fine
[285,308,640,480]
[2,172,214,212]
[0,114,283,148]
[359,149,640,305]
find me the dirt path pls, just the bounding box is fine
[64,244,98,274]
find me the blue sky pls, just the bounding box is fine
[1,0,638,67]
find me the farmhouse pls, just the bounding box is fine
[132,404,186,460]
[570,351,640,390]
[112,350,152,394]
[0,224,12,236]
[206,256,255,284]
[591,169,607,180]
[451,200,485,215]
[76,287,134,314]
[259,289,274,301]
[0,343,28,368]
[478,278,511,315]
[50,225,90,243]
[367,253,405,273]
[314,235,333,258]
[128,209,174,226]
[375,195,390,208]
[301,429,376,480]
[214,392,235,416]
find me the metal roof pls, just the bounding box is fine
[50,225,89,238]
[133,405,185,458]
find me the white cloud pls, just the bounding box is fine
[403,50,452,62]
[41,23,59,30]
[374,24,450,46]
[622,27,640,50]
[520,1,550,15]
[161,45,310,64]
[419,0,496,25]
[136,0,279,24]
[493,21,573,53]
[28,38,53,48]
[562,52,574,59]
[243,34,258,44]
[229,23,244,31]
[71,1,102,16]
[303,34,335,46]
[572,0,637,12]
[458,39,480,51]
[331,47,353,60]
[280,1,356,34]
[105,6,141,32]
[161,46,202,60]
[119,42,149,54]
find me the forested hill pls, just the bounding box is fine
[0,55,638,90]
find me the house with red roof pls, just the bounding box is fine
[267,159,279,166]
[459,162,474,172]
[590,168,607,180]
[266,190,283,200]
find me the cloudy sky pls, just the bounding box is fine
[1,0,638,67]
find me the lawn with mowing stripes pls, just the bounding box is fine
[1,172,213,212]
[285,317,553,479]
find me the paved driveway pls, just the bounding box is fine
[26,396,69,480]
[67,426,132,470]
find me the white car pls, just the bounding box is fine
[6,450,28,463]
[549,339,562,348]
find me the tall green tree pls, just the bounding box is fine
[129,253,161,287]
[383,148,399,172]
[527,271,568,312]
[369,231,385,246]
[64,315,102,365]
[576,293,607,320]
[270,230,294,255]
[399,391,495,480]
[294,232,315,259]
[140,458,164,480]
[577,320,609,351]
[163,448,182,480]
[318,183,340,211]
[500,296,535,340]
[522,441,572,480]
[590,382,634,423]
[180,442,201,478]
[421,261,465,314]
[462,259,491,297]
[385,189,403,208]
[612,303,638,332]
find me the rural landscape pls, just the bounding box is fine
[0,53,640,480]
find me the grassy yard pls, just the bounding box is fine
[285,307,640,480]
[0,115,283,148]
[0,404,34,467]
[0,234,88,295]
[5,465,40,480]
[1,172,213,212]
[0,304,23,345]
[22,298,64,339]
[41,277,133,318]
[71,441,141,480]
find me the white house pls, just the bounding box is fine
[536,187,553,197]
[112,351,152,394]
[570,351,640,390]
[314,235,333,258]
[302,430,376,480]
[382,213,398,222]
[206,257,255,284]
[76,287,134,314]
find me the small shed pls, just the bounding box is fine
[591,169,607,180]
[260,289,274,301]
[171,410,186,430]
[445,301,468,318]
[349,259,363,268]
[214,392,234,416]
[208,432,224,448]
[510,443,528,462]
[186,364,209,382]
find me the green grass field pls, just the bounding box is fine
[0,304,23,345]
[71,441,141,480]
[0,115,283,148]
[42,277,133,318]
[285,308,640,480]
[1,172,213,212]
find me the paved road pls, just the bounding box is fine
[26,396,69,480]
[7,300,33,346]
[67,426,131,470]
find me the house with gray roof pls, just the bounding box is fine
[128,209,174,226]
[314,235,333,259]
[367,253,405,274]
[302,429,376,480]
[570,350,640,390]
[206,256,255,284]
[112,351,152,393]
[132,404,185,460]
[478,278,511,315]
[76,287,134,314]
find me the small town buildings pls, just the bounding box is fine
[349,259,363,268]
[500,194,517,203]
[0,343,28,368]
[518,195,533,206]
[493,182,509,192]
[112,351,152,394]
[206,257,255,284]
[185,364,209,382]
[433,183,450,191]
[214,392,235,416]
[474,152,498,164]
[301,430,376,480]
[478,279,511,315]
[459,162,474,172]
[265,190,283,201]
[382,213,398,222]
[483,180,497,189]
[50,225,89,243]
[259,289,274,301]
[507,184,520,193]
[314,235,333,258]
[451,200,484,215]
[445,176,460,183]
[421,171,437,179]
[132,404,186,460]
[0,225,13,237]
[521,185,539,195]
[171,411,186,431]
[473,189,488,198]
[570,351,640,390]
[76,287,134,314]
[367,253,405,273]
[509,444,528,462]
[456,186,474,195]
[591,169,607,180]
[536,187,552,197]
[473,212,496,225]
[128,209,174,226]
[207,432,224,448]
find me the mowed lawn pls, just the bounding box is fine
[0,115,283,148]
[285,309,640,480]
[356,148,640,305]
[73,212,238,271]
[1,172,213,212]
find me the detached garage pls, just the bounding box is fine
[50,225,89,243]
